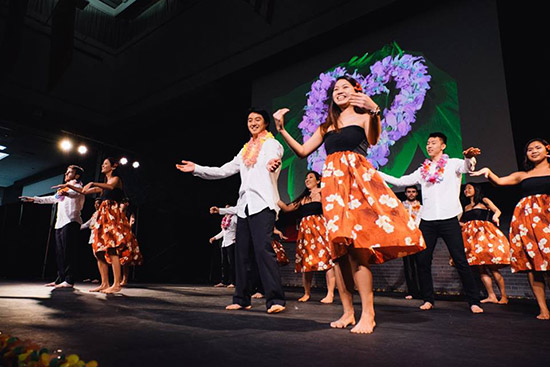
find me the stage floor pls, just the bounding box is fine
[0,281,548,367]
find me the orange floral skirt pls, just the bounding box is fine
[321,151,425,263]
[295,214,335,273]
[272,240,290,266]
[509,194,550,273]
[93,200,143,266]
[461,220,510,266]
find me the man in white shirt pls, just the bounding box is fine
[20,165,85,288]
[378,132,483,313]
[177,109,286,314]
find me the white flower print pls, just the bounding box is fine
[375,215,394,234]
[379,194,398,208]
[325,203,334,212]
[348,195,361,210]
[326,194,345,207]
[326,216,340,233]
[334,169,344,178]
[533,216,541,223]
[340,155,348,166]
[407,217,417,230]
[347,153,357,167]
[405,237,413,246]
[367,196,375,206]
[354,224,363,232]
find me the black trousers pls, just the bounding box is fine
[221,243,236,285]
[54,221,80,285]
[403,254,421,299]
[233,208,285,308]
[418,218,480,306]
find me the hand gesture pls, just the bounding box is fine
[176,160,196,173]
[273,108,290,132]
[267,158,282,172]
[210,206,220,214]
[492,214,500,226]
[470,167,491,178]
[273,228,288,241]
[349,93,378,112]
[209,237,216,244]
[463,147,481,158]
[51,184,68,190]
[84,182,94,190]
[19,196,34,203]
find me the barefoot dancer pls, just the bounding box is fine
[378,132,484,314]
[274,75,425,334]
[471,138,550,319]
[278,170,336,303]
[20,165,85,289]
[209,205,237,288]
[56,158,142,293]
[177,109,286,314]
[460,183,510,304]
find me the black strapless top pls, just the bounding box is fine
[298,202,323,218]
[100,187,124,202]
[461,208,491,222]
[520,175,550,197]
[323,125,369,156]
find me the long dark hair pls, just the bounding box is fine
[103,157,119,182]
[523,138,550,171]
[291,170,321,206]
[465,183,484,206]
[320,75,363,135]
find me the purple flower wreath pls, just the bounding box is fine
[298,54,431,172]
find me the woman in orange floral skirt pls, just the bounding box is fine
[460,183,510,304]
[278,171,336,303]
[472,138,550,319]
[56,157,143,293]
[274,75,425,334]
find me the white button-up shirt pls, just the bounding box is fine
[193,138,283,219]
[378,157,475,221]
[33,180,85,229]
[213,206,237,247]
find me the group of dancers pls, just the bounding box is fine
[20,158,143,294]
[177,75,550,332]
[19,74,549,333]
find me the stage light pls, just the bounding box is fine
[77,145,88,154]
[132,161,140,168]
[59,139,73,152]
[119,157,128,165]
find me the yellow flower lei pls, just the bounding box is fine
[242,131,274,167]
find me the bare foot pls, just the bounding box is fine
[267,304,285,314]
[54,281,73,289]
[225,304,252,310]
[419,302,433,310]
[497,297,509,305]
[350,313,376,334]
[480,296,498,304]
[320,295,334,304]
[101,285,122,294]
[44,282,57,287]
[89,284,109,292]
[252,292,264,299]
[227,284,235,288]
[120,279,127,287]
[405,295,413,300]
[213,283,225,288]
[330,313,356,328]
[536,310,550,320]
[470,305,484,314]
[298,294,310,302]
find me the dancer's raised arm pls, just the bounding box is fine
[470,168,526,186]
[273,108,323,159]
